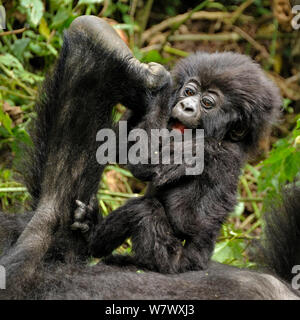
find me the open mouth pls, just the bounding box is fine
[168,118,188,133]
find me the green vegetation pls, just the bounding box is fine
[0,0,299,267]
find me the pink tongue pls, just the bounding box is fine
[172,122,186,133]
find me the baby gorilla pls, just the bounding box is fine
[72,52,281,273]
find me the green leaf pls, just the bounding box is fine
[78,0,103,4]
[51,7,70,28]
[29,42,44,55]
[258,117,300,194]
[116,2,129,14]
[212,239,245,264]
[141,50,167,64]
[0,53,24,70]
[212,241,232,263]
[20,0,44,26]
[2,169,12,180]
[0,107,13,134]
[206,2,227,11]
[284,152,300,181]
[49,0,73,11]
[39,17,50,39]
[1,52,43,83]
[231,201,244,217]
[11,39,31,61]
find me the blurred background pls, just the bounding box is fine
[0,0,299,267]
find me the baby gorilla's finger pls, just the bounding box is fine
[74,200,88,221]
[88,195,98,212]
[154,164,183,187]
[70,221,90,233]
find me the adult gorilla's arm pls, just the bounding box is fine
[0,16,170,299]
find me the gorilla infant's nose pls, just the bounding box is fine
[172,97,201,127]
[180,101,197,116]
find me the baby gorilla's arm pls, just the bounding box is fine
[71,195,188,273]
[88,197,149,257]
[127,136,202,187]
[71,196,156,258]
[71,194,212,273]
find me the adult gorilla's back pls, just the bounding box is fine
[11,258,300,300]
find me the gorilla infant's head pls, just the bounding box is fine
[169,52,282,154]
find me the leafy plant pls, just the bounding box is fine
[258,117,300,195]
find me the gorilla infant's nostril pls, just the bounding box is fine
[184,106,195,113]
[180,101,196,115]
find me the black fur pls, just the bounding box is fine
[1,191,300,300]
[259,185,300,282]
[78,52,282,273]
[0,16,170,298]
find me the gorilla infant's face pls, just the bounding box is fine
[168,51,281,145]
[170,78,224,129]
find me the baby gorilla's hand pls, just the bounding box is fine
[71,196,101,239]
[71,200,91,233]
[152,137,202,188]
[152,163,185,188]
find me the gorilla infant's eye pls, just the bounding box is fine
[184,87,196,97]
[201,96,216,109]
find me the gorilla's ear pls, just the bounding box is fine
[228,112,250,142]
[229,123,249,142]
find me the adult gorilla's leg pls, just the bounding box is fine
[0,16,169,299]
[0,212,34,254]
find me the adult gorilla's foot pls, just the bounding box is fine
[137,61,170,90]
[69,16,170,91]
